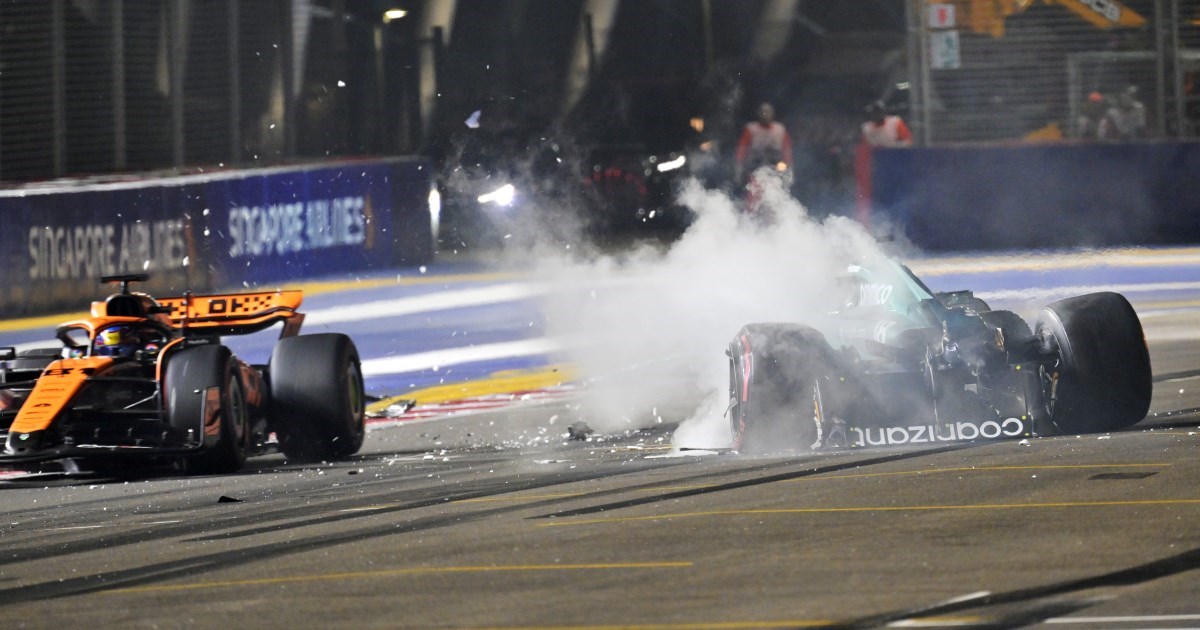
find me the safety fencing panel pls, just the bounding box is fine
[909,0,1200,143]
[0,0,419,184]
[0,158,433,318]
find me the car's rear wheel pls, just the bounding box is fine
[165,345,249,475]
[1035,292,1151,433]
[728,324,831,454]
[269,334,365,463]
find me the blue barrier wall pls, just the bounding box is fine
[870,142,1200,252]
[0,158,432,317]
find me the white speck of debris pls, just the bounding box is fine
[1018,439,1030,446]
[1097,435,1111,440]
[1180,389,1186,394]
[1031,475,1037,478]
[423,454,435,460]
[419,266,427,274]
[337,80,346,87]
[269,123,276,129]
[548,415,558,425]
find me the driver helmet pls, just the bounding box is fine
[94,325,161,358]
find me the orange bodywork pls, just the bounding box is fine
[10,357,114,434]
[3,285,306,458]
[157,290,302,325]
[21,290,305,434]
[157,290,305,337]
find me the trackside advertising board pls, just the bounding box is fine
[869,142,1200,251]
[0,158,433,317]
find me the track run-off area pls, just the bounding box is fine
[0,246,1199,629]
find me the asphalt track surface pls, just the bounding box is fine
[1,250,1200,629]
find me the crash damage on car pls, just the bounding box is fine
[727,257,1152,452]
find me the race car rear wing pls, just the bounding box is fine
[156,290,305,338]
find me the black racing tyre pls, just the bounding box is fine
[165,344,249,475]
[269,333,365,463]
[1035,292,1151,433]
[728,324,832,454]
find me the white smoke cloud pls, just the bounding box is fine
[537,172,889,449]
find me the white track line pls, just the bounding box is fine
[360,337,564,377]
[304,282,548,326]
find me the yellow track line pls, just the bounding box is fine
[539,498,1200,527]
[782,463,1172,483]
[367,365,576,414]
[104,561,692,595]
[907,246,1200,276]
[467,622,836,630]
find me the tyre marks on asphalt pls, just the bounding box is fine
[529,444,975,521]
[0,441,978,604]
[834,543,1200,629]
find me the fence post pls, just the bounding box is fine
[52,0,65,177]
[228,0,241,165]
[169,0,185,167]
[112,0,127,170]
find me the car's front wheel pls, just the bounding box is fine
[165,344,249,475]
[728,324,832,454]
[1036,292,1151,434]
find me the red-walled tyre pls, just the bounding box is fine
[728,323,831,454]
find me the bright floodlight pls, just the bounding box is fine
[383,9,408,23]
[656,155,687,173]
[477,183,516,207]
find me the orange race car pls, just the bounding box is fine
[0,274,365,475]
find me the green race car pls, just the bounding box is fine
[727,257,1152,452]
